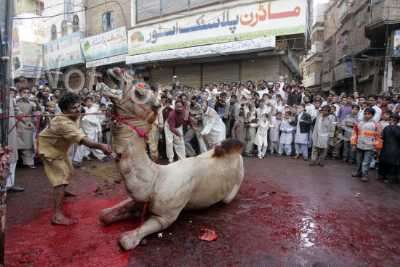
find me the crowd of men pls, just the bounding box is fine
[6,77,400,193]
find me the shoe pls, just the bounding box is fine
[318,162,324,167]
[294,155,300,159]
[361,177,369,182]
[352,172,361,178]
[309,162,318,166]
[27,165,36,169]
[102,156,113,162]
[7,186,25,193]
[72,161,81,168]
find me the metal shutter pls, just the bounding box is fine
[175,64,201,89]
[150,67,173,87]
[241,56,280,82]
[137,0,161,21]
[203,61,239,85]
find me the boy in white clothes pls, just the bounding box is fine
[254,113,271,159]
[270,112,282,155]
[279,111,295,156]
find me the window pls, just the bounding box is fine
[61,20,68,36]
[72,15,80,32]
[51,24,57,40]
[102,11,114,32]
[36,1,44,16]
[136,0,223,22]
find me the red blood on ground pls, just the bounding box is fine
[6,197,135,267]
[6,157,400,266]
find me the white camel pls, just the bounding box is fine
[98,69,244,250]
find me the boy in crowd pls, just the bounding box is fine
[39,92,112,225]
[340,105,359,163]
[351,108,382,182]
[310,105,335,167]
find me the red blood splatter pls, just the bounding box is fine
[6,197,138,267]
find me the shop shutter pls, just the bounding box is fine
[203,61,239,85]
[175,64,201,89]
[241,56,280,82]
[150,67,173,88]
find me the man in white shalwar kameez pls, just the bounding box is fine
[7,88,24,192]
[73,97,105,164]
[201,105,226,149]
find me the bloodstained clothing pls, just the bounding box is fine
[167,110,186,130]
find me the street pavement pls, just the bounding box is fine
[5,156,400,267]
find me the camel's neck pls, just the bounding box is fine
[114,126,158,201]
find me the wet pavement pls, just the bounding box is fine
[6,157,400,267]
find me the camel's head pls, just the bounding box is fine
[101,68,160,131]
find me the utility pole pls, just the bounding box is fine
[0,0,13,265]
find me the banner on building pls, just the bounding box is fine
[127,36,275,64]
[81,27,128,62]
[393,30,400,57]
[44,32,84,70]
[128,0,305,56]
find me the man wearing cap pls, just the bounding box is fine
[16,87,39,168]
[6,87,24,192]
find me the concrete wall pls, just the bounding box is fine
[85,0,131,36]
[15,0,38,15]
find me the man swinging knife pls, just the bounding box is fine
[39,92,112,225]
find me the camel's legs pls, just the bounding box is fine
[119,216,173,250]
[99,198,139,225]
[223,184,240,204]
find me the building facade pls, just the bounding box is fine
[301,2,326,93]
[127,0,310,88]
[306,0,400,96]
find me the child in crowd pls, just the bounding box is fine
[379,110,392,131]
[310,105,335,167]
[231,106,247,144]
[270,112,282,155]
[245,103,258,156]
[351,108,382,182]
[340,105,359,163]
[254,113,271,159]
[279,111,295,156]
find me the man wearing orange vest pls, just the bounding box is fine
[351,107,383,182]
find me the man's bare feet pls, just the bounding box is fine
[51,214,77,226]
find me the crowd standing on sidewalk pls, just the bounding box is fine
[6,76,400,195]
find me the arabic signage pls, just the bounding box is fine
[81,27,128,62]
[393,30,400,57]
[128,0,305,56]
[126,36,275,64]
[44,32,84,70]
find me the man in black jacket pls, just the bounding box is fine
[378,114,400,184]
[294,104,313,160]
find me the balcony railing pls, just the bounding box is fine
[368,0,400,27]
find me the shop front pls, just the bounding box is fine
[126,0,306,88]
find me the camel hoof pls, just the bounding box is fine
[119,232,140,250]
[99,209,113,225]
